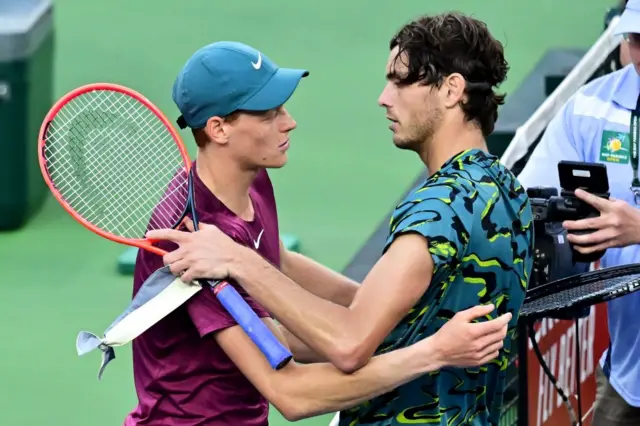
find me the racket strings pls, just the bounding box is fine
[43,89,189,239]
[50,93,185,231]
[56,92,187,234]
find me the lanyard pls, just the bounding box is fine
[631,95,640,204]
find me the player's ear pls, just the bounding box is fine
[204,116,229,146]
[442,73,466,108]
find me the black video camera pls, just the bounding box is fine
[526,161,610,292]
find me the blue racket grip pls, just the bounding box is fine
[211,280,293,370]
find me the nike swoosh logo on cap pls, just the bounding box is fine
[252,53,262,70]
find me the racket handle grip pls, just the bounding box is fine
[211,280,293,370]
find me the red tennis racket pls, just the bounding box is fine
[38,82,292,370]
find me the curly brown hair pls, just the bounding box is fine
[389,12,510,137]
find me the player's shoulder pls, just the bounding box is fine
[455,150,527,201]
[402,155,475,204]
[393,177,463,223]
[191,171,265,248]
[389,180,472,242]
[199,210,255,248]
[467,153,532,230]
[390,155,472,224]
[190,192,248,244]
[419,150,529,225]
[399,150,506,209]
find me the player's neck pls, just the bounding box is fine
[421,121,488,175]
[195,154,257,221]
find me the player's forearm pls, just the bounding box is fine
[232,246,362,371]
[273,340,441,421]
[279,325,326,363]
[281,250,359,307]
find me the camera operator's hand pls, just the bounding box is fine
[562,189,640,254]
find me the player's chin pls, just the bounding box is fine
[262,153,288,169]
[392,136,422,153]
[392,135,411,149]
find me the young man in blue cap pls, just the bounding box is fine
[127,40,513,426]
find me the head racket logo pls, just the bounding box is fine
[48,106,141,230]
[66,108,140,181]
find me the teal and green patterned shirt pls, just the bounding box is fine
[339,149,534,426]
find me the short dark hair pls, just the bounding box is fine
[389,12,509,137]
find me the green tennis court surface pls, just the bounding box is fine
[0,0,613,425]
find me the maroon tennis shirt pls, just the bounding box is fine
[124,165,281,426]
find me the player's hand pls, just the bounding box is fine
[426,304,511,368]
[562,189,640,254]
[146,220,241,283]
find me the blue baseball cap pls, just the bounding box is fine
[172,41,309,129]
[614,0,640,35]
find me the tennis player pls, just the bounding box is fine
[128,40,513,426]
[149,13,534,426]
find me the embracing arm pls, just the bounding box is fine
[271,241,360,363]
[279,241,359,307]
[276,242,360,362]
[233,233,433,373]
[277,324,326,363]
[219,310,508,421]
[147,201,494,373]
[220,319,436,421]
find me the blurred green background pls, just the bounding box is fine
[0,0,615,425]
